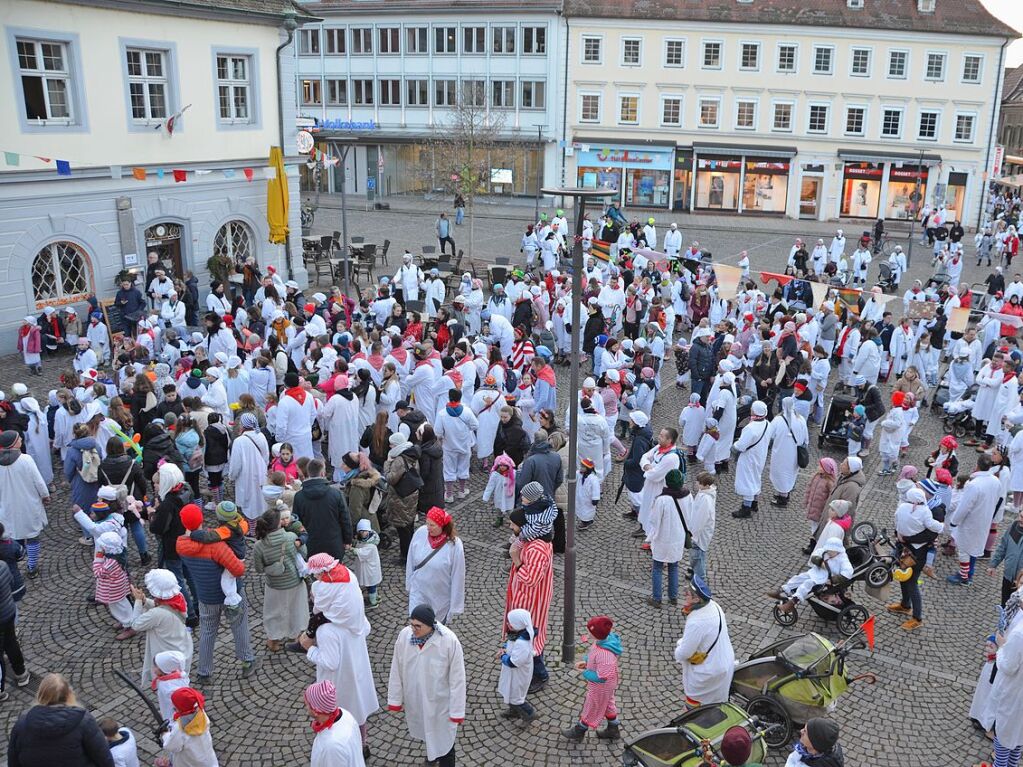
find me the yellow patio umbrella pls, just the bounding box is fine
[267,146,289,244]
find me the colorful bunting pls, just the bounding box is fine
[4,152,18,167]
[132,167,147,181]
[156,169,165,180]
[243,168,254,182]
[172,169,186,182]
[55,160,71,176]
[222,168,236,179]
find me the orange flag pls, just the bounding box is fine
[861,614,875,650]
[132,167,147,181]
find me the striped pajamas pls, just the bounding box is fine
[994,736,1022,767]
[196,597,254,676]
[579,645,620,728]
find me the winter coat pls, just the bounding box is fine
[98,455,146,511]
[515,439,564,502]
[0,538,25,604]
[203,423,231,468]
[294,478,353,559]
[803,471,837,523]
[141,431,184,486]
[856,385,885,423]
[253,528,304,590]
[8,705,114,767]
[495,415,530,466]
[688,339,717,381]
[64,436,101,510]
[176,536,244,605]
[417,438,445,513]
[385,447,421,528]
[149,486,193,561]
[991,522,1023,583]
[346,469,382,533]
[827,471,866,515]
[0,562,18,624]
[623,426,654,493]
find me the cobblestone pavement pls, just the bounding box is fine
[0,226,1002,766]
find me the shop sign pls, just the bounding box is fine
[675,152,693,171]
[745,160,790,175]
[313,118,378,131]
[697,158,742,171]
[889,166,928,182]
[993,145,1005,177]
[802,164,825,173]
[596,148,655,163]
[843,162,883,180]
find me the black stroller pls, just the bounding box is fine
[817,394,856,450]
[875,262,897,293]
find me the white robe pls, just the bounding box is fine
[387,624,466,761]
[949,470,1003,557]
[86,321,110,363]
[983,619,1023,748]
[639,448,681,532]
[497,633,533,706]
[311,710,366,767]
[275,389,317,459]
[470,388,503,460]
[228,430,270,520]
[733,420,771,499]
[405,527,466,623]
[201,379,231,422]
[394,263,424,303]
[407,363,440,425]
[21,410,53,485]
[0,453,48,539]
[974,363,1001,424]
[307,577,380,726]
[852,341,881,385]
[673,601,735,705]
[889,326,915,377]
[576,412,611,482]
[1011,430,1023,493]
[768,410,808,494]
[320,393,361,474]
[711,387,737,463]
[645,492,687,563]
[987,378,1019,439]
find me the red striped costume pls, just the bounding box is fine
[505,538,553,655]
[579,643,620,728]
[510,339,535,375]
[92,555,129,604]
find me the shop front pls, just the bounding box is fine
[672,149,692,211]
[840,162,884,219]
[574,142,675,208]
[935,171,969,223]
[837,149,942,222]
[799,164,826,220]
[885,166,928,221]
[691,143,796,215]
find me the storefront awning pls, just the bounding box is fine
[1005,154,1023,166]
[837,148,942,164]
[692,142,797,158]
[573,136,677,149]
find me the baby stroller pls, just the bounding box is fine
[875,262,897,293]
[769,524,896,636]
[816,394,855,450]
[942,397,976,437]
[622,702,771,767]
[729,631,875,749]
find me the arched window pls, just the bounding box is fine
[212,219,253,264]
[31,241,92,304]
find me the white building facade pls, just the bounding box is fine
[0,0,312,347]
[562,0,1016,227]
[295,0,565,201]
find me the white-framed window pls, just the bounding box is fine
[807,103,829,134]
[917,110,939,140]
[434,26,456,54]
[298,28,319,55]
[15,37,75,122]
[702,40,722,69]
[216,54,251,122]
[844,105,866,136]
[735,99,757,130]
[405,27,428,54]
[954,113,976,143]
[492,26,515,54]
[925,52,946,81]
[661,95,682,127]
[582,36,602,64]
[326,79,347,105]
[772,101,793,131]
[618,94,639,124]
[962,54,983,83]
[881,107,903,138]
[351,28,372,55]
[739,42,759,71]
[379,78,400,106]
[435,79,456,106]
[698,97,720,128]
[460,79,486,107]
[463,26,486,55]
[521,80,545,109]
[324,28,345,55]
[378,28,400,55]
[776,43,797,73]
[850,47,871,76]
[579,92,601,122]
[622,37,642,66]
[300,78,321,105]
[887,49,908,78]
[522,26,546,55]
[212,221,253,263]
[352,78,373,105]
[406,79,428,106]
[125,48,168,121]
[32,241,92,304]
[813,45,834,74]
[492,79,515,108]
[664,39,684,68]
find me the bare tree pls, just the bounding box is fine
[419,88,507,258]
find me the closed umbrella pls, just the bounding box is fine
[267,146,289,245]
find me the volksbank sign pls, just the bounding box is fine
[314,119,378,131]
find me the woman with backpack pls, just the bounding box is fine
[64,422,101,514]
[174,416,205,499]
[98,437,150,566]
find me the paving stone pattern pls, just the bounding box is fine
[0,220,1000,766]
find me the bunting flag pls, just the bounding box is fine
[861,615,875,650]
[223,168,236,179]
[948,306,971,334]
[156,169,165,180]
[810,281,830,311]
[589,239,611,262]
[4,148,273,183]
[132,167,147,180]
[172,169,187,182]
[55,160,71,176]
[715,264,744,300]
[4,152,18,167]
[759,271,795,287]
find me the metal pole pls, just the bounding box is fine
[907,148,923,268]
[335,142,352,298]
[535,125,542,223]
[562,195,586,665]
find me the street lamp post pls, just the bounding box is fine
[534,125,543,223]
[330,140,354,298]
[906,148,925,268]
[541,186,616,666]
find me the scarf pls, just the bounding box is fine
[179,710,209,736]
[445,401,463,417]
[157,594,188,614]
[285,385,307,406]
[410,630,434,647]
[271,319,290,345]
[657,444,675,455]
[151,670,184,690]
[311,708,341,733]
[428,531,449,549]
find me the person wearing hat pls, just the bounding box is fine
[150,650,191,723]
[731,401,770,519]
[92,531,136,640]
[563,614,623,741]
[825,456,866,520]
[87,309,112,365]
[275,372,317,460]
[17,316,43,375]
[767,397,809,508]
[645,468,687,606]
[621,410,654,522]
[129,569,194,688]
[393,253,425,307]
[787,718,842,766]
[769,537,853,615]
[298,553,380,755]
[673,573,734,707]
[387,603,466,766]
[405,508,465,624]
[205,279,232,316]
[504,506,554,692]
[497,608,538,723]
[305,679,366,766]
[435,389,479,503]
[0,430,49,578]
[159,686,219,767]
[888,486,943,630]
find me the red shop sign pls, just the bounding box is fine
[745,161,790,175]
[843,163,884,180]
[889,166,929,182]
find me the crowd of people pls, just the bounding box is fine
[4,198,1023,766]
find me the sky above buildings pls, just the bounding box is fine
[982,0,1023,66]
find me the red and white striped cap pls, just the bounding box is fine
[304,680,337,714]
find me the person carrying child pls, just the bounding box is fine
[186,501,248,625]
[562,615,622,742]
[497,608,538,724]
